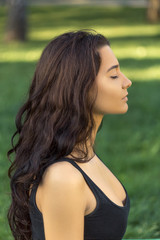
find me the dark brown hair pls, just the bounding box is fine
[7,29,110,240]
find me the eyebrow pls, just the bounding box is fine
[107,64,119,73]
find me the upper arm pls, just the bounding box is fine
[40,162,86,240]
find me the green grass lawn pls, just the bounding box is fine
[0,5,160,239]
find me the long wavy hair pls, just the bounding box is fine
[7,29,110,240]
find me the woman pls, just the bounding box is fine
[7,29,132,240]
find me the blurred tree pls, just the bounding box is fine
[5,0,28,42]
[147,0,160,22]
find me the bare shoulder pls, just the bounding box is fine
[40,160,87,205]
[39,160,86,240]
[41,160,86,188]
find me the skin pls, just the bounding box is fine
[67,44,132,159]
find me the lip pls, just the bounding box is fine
[122,96,128,101]
[122,93,128,99]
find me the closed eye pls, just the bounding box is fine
[110,76,118,79]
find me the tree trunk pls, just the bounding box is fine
[5,0,28,42]
[147,0,160,22]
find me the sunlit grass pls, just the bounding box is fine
[0,6,160,82]
[97,24,160,37]
[0,26,160,81]
[115,46,160,59]
[29,24,160,40]
[1,44,159,81]
[0,48,42,62]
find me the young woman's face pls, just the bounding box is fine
[93,45,132,115]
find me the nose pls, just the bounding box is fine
[121,72,132,89]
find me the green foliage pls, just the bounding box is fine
[0,5,160,240]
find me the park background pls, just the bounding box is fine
[0,0,160,239]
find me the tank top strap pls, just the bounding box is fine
[56,157,100,198]
[58,157,88,174]
[57,157,94,183]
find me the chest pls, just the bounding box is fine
[76,156,127,215]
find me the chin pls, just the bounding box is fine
[113,103,129,114]
[120,103,129,114]
[95,104,129,115]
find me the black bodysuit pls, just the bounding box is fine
[29,157,130,240]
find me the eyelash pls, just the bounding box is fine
[110,76,118,79]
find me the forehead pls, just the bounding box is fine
[98,45,119,67]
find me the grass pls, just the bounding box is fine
[0,4,160,239]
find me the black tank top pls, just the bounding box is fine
[29,157,130,240]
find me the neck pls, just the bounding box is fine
[66,113,103,161]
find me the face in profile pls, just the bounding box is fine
[93,45,132,115]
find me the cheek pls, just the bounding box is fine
[93,79,123,114]
[98,79,120,102]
